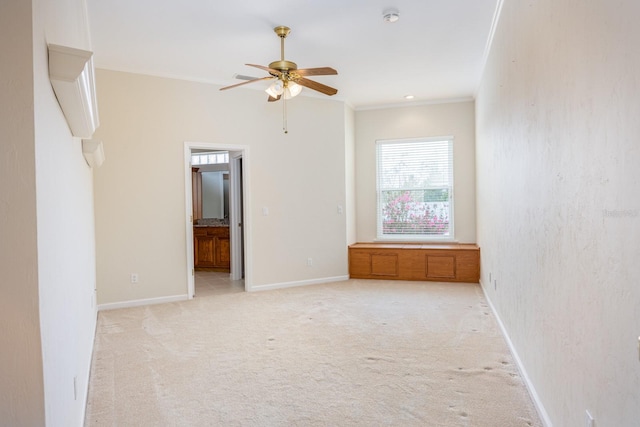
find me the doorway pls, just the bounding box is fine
[184,142,250,298]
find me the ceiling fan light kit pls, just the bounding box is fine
[220,25,338,133]
[265,80,284,98]
[284,81,303,99]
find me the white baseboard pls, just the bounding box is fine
[97,294,189,311]
[81,304,99,425]
[479,280,553,427]
[249,275,350,292]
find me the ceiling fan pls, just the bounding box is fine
[219,26,338,103]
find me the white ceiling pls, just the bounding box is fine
[86,0,499,109]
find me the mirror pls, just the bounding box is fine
[201,171,229,219]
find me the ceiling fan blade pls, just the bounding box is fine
[268,95,281,102]
[219,76,273,91]
[294,77,338,96]
[234,73,261,81]
[294,67,338,77]
[246,64,281,76]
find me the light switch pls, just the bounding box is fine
[337,205,343,214]
[262,207,269,216]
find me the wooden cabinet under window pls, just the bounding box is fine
[194,226,230,271]
[349,243,480,283]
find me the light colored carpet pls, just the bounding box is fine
[85,278,542,426]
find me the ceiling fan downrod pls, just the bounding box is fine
[269,26,297,74]
[276,26,289,61]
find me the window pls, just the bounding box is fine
[376,137,454,240]
[192,151,229,166]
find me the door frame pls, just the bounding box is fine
[228,151,244,281]
[184,141,252,298]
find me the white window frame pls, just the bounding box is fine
[375,136,455,242]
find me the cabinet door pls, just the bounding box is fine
[194,234,215,267]
[215,235,230,268]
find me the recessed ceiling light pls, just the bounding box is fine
[383,9,400,23]
[404,95,415,100]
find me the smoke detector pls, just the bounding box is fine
[383,9,400,23]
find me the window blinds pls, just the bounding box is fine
[376,137,454,239]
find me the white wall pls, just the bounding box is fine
[0,1,46,425]
[476,0,640,425]
[33,0,98,424]
[93,70,348,303]
[354,101,477,243]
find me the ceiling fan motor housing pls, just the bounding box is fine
[268,60,298,73]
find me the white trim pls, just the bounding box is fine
[479,280,553,427]
[355,97,474,112]
[475,0,506,97]
[80,305,98,425]
[97,294,189,311]
[375,135,455,144]
[250,275,349,293]
[373,238,459,244]
[184,145,195,298]
[184,141,252,293]
[229,152,243,281]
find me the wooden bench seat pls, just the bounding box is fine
[348,243,480,283]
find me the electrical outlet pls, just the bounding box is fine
[585,410,594,427]
[307,258,313,266]
[130,273,139,284]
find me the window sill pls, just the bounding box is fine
[374,238,458,244]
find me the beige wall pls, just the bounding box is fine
[1,0,98,425]
[354,101,477,243]
[93,70,349,303]
[0,1,45,425]
[476,0,640,425]
[344,105,357,245]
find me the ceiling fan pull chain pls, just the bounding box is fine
[283,96,288,134]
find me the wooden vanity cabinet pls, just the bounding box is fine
[194,226,230,271]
